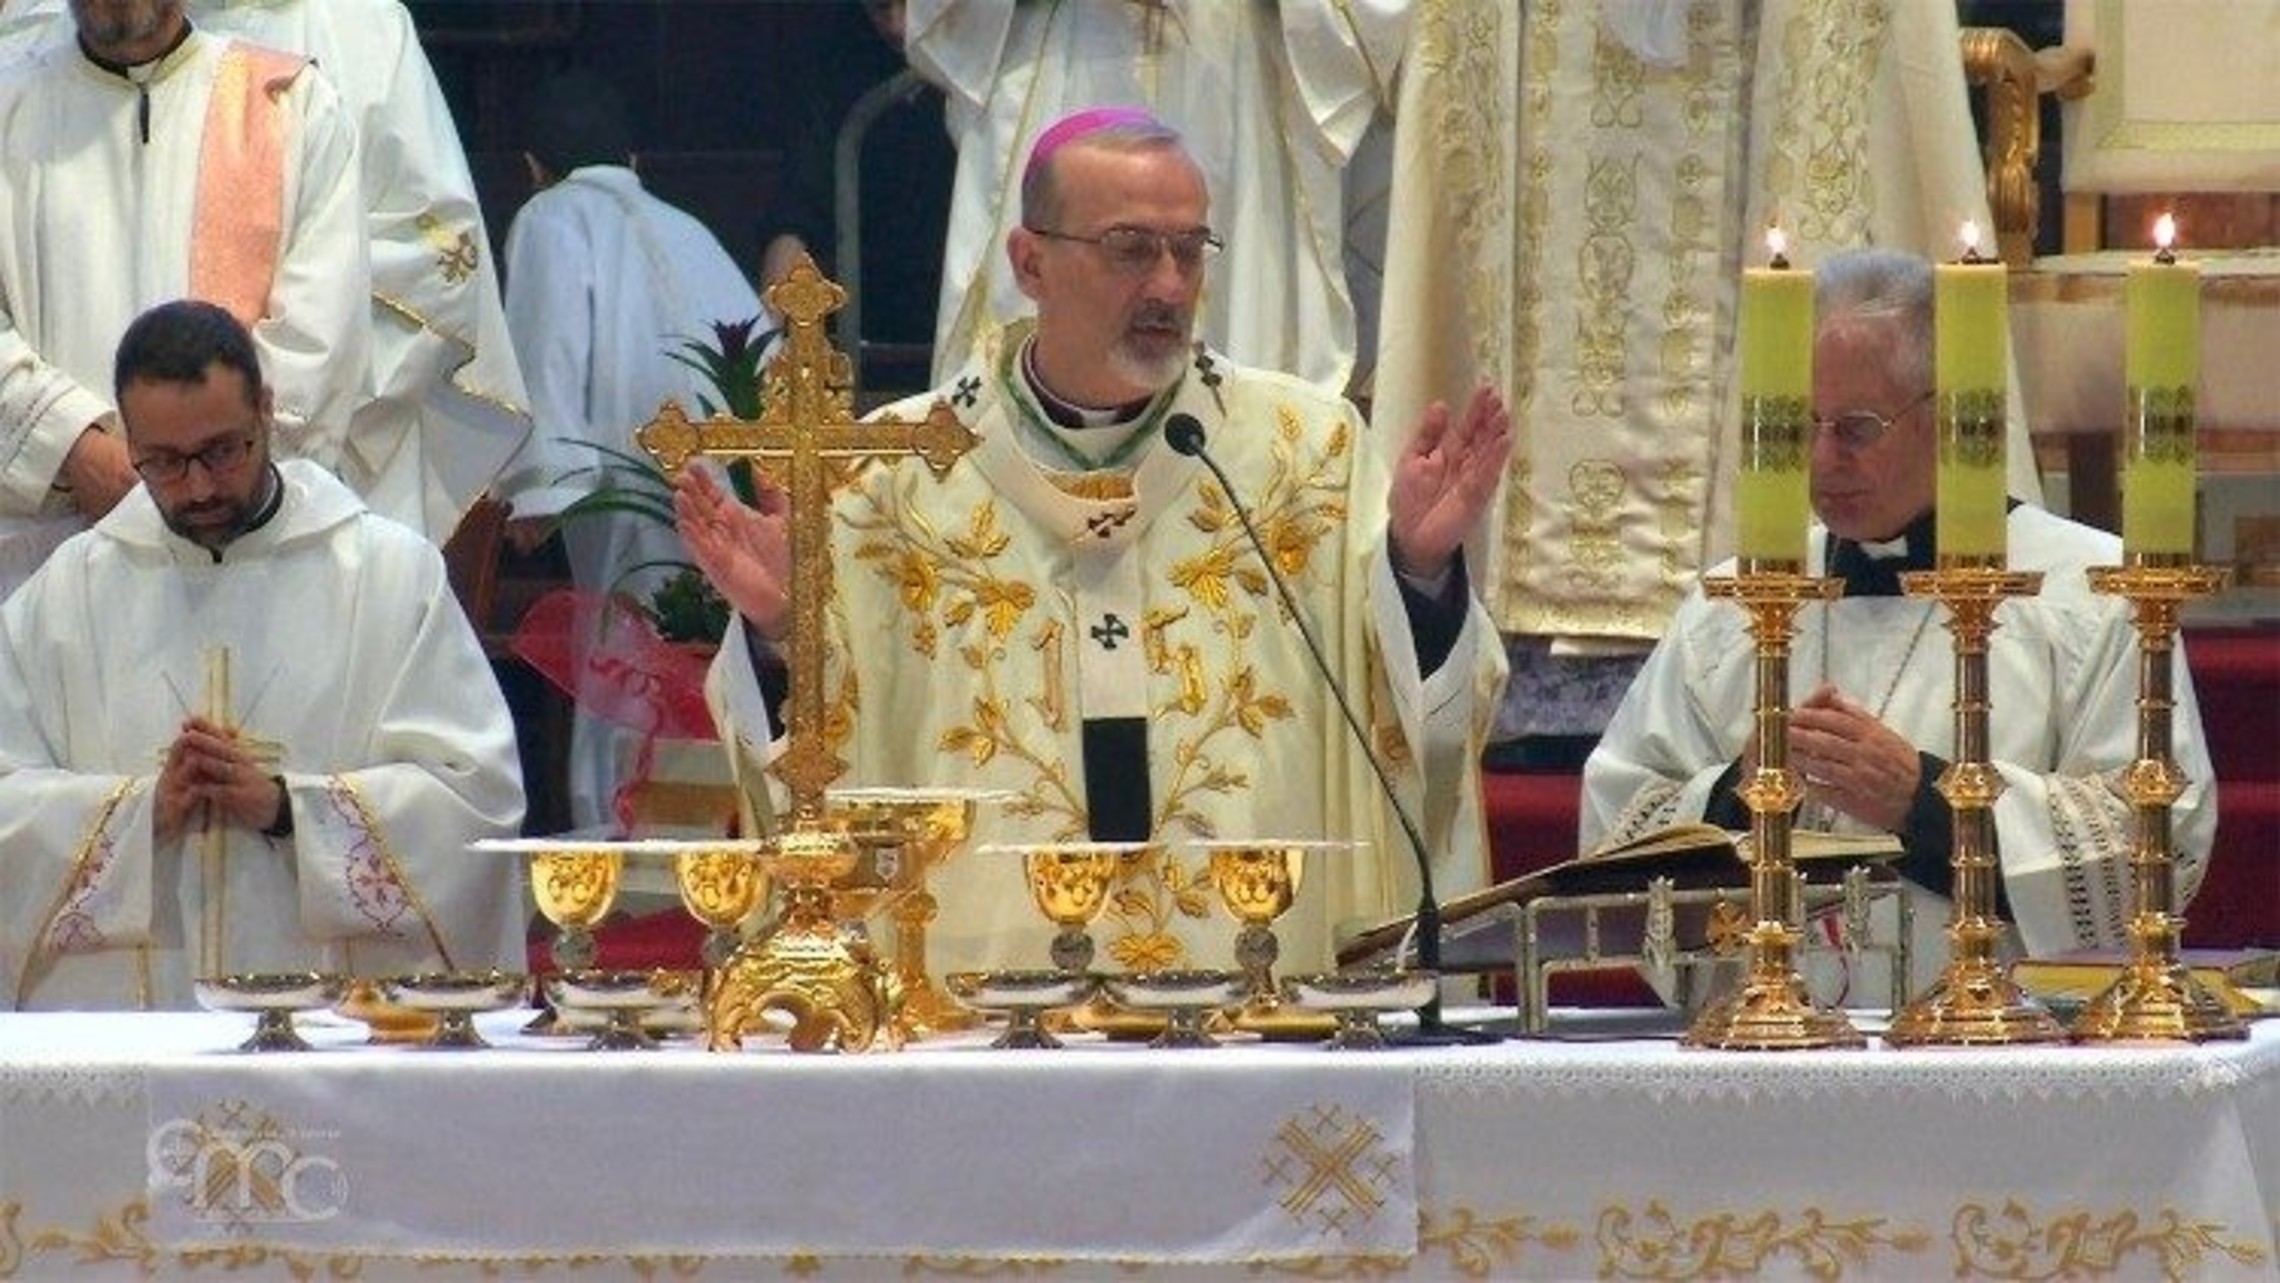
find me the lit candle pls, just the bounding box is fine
[1737,227,1812,569]
[1933,221,2008,565]
[2123,213,2200,560]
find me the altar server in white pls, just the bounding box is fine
[1582,249,2214,999]
[496,68,767,832]
[680,112,1511,977]
[0,300,525,1010]
[906,0,1407,393]
[0,0,369,565]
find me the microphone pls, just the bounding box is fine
[1165,413,1493,1045]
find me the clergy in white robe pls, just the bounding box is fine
[188,0,532,543]
[0,300,524,1010]
[685,113,1510,977]
[0,3,370,590]
[497,68,766,831]
[1581,251,2213,1001]
[906,0,1409,393]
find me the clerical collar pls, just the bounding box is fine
[77,20,194,79]
[190,462,286,564]
[1021,340,1153,428]
[1825,510,1937,598]
[79,20,197,145]
[1005,337,1174,473]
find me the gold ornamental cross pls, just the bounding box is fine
[637,255,977,825]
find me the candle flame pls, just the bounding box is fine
[1765,226,1788,261]
[1958,220,1982,253]
[2153,212,2177,251]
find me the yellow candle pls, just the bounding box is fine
[1736,229,1812,568]
[1933,223,2008,565]
[2122,213,2200,559]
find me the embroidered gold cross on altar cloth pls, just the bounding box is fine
[199,645,283,978]
[637,254,978,825]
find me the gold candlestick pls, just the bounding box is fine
[1885,564,2068,1046]
[2072,559,2243,1043]
[1682,569,1865,1051]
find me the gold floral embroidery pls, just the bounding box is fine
[1596,1200,1932,1279]
[1421,1205,1585,1278]
[1951,1200,2270,1281]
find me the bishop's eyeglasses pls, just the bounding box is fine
[130,431,257,484]
[1811,390,1934,451]
[1026,224,1223,275]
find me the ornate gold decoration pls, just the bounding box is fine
[1887,567,2069,1046]
[829,789,996,1039]
[1683,570,1865,1050]
[1420,1205,1585,1277]
[1596,1201,1931,1279]
[706,826,901,1053]
[1259,1104,1400,1235]
[1951,1199,2269,1279]
[637,255,975,1054]
[2072,561,2245,1042]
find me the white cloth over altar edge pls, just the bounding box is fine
[0,1012,2273,1280]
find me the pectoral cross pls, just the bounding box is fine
[638,255,977,827]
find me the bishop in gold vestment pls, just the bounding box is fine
[689,110,1510,978]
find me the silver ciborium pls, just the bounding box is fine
[195,972,348,1052]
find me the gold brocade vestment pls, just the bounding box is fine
[720,323,1504,978]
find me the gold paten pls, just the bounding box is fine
[2073,559,2245,1043]
[1682,568,1866,1051]
[1886,563,2068,1047]
[636,256,976,1054]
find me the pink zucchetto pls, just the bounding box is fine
[1023,107,1166,185]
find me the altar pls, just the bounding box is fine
[0,1011,2273,1280]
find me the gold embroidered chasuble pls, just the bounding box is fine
[1373,0,2040,643]
[712,325,1506,977]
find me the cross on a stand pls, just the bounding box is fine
[637,254,977,1051]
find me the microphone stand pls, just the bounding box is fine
[1171,421,1497,1046]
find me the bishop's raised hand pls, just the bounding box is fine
[674,465,792,639]
[1387,385,1512,580]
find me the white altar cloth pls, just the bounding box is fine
[0,1011,2275,1280]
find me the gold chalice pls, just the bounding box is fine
[658,838,773,970]
[473,838,625,972]
[980,841,1148,973]
[828,787,1012,1036]
[1199,840,1348,1041]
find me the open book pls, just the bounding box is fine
[1337,822,1903,969]
[2010,947,2279,1018]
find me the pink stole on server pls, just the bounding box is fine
[188,41,307,329]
